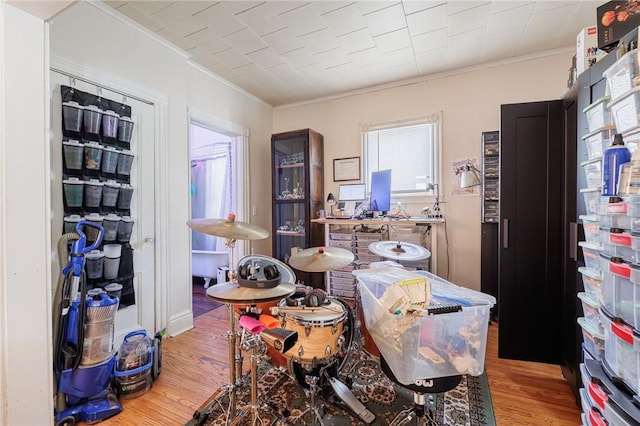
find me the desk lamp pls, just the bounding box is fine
[460,164,482,189]
[326,193,336,216]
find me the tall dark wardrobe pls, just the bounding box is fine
[489,52,616,402]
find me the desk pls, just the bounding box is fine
[311,217,445,296]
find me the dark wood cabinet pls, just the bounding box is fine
[271,129,324,287]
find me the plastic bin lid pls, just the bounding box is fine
[583,95,611,113]
[607,86,640,108]
[578,292,601,309]
[578,266,603,280]
[582,125,616,140]
[581,157,602,166]
[580,187,601,193]
[578,241,602,251]
[580,215,599,222]
[578,317,605,340]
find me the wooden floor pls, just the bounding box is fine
[98,307,582,426]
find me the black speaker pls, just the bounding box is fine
[236,258,281,289]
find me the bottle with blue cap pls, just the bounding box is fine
[602,133,631,196]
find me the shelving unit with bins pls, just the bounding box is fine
[481,131,500,223]
[577,48,640,425]
[271,128,324,288]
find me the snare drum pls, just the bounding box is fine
[278,298,347,366]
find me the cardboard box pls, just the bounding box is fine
[597,1,640,50]
[577,26,605,75]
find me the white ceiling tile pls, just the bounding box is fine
[223,28,269,54]
[489,1,534,14]
[166,1,215,16]
[447,1,489,15]
[281,47,319,68]
[155,27,196,50]
[381,46,416,66]
[447,3,490,36]
[262,28,306,54]
[358,1,400,15]
[481,28,520,61]
[486,3,534,35]
[150,4,208,38]
[374,28,412,53]
[206,61,244,80]
[194,3,246,37]
[532,1,577,14]
[128,1,172,16]
[267,62,302,80]
[363,3,407,36]
[447,47,484,68]
[246,47,286,68]
[279,3,327,36]
[313,47,351,69]
[185,27,232,55]
[221,1,265,15]
[267,1,310,15]
[321,3,367,36]
[299,28,341,54]
[415,48,449,74]
[337,28,376,53]
[406,4,447,37]
[348,47,384,67]
[411,28,447,53]
[114,3,165,32]
[520,4,578,52]
[212,47,253,69]
[448,27,485,52]
[190,51,219,68]
[236,3,287,36]
[311,1,355,15]
[402,1,445,15]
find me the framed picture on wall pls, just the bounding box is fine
[333,157,360,181]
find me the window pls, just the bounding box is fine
[362,113,442,195]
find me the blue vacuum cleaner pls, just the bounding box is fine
[53,220,122,425]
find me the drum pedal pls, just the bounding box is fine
[327,377,375,424]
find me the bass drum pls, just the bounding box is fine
[232,254,296,369]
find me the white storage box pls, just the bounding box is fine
[581,188,601,215]
[578,317,605,360]
[582,126,617,160]
[354,267,494,385]
[581,215,600,245]
[581,158,603,188]
[609,86,640,134]
[584,95,613,132]
[579,266,604,303]
[578,292,603,333]
[600,256,639,329]
[579,241,602,272]
[604,48,640,101]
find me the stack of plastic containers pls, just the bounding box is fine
[577,48,640,425]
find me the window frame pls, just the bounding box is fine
[361,112,443,202]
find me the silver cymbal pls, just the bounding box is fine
[289,246,355,272]
[187,213,269,240]
[368,241,431,261]
[207,281,296,304]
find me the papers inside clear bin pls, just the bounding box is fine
[354,267,495,385]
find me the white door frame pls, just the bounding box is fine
[50,51,170,332]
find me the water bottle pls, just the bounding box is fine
[602,134,631,196]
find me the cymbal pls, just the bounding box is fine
[207,281,296,304]
[368,241,431,261]
[289,246,355,272]
[187,213,269,240]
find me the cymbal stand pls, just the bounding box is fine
[240,331,269,426]
[223,237,245,387]
[220,304,240,424]
[291,374,325,426]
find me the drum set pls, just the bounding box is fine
[187,214,430,425]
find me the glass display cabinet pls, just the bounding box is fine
[271,128,324,287]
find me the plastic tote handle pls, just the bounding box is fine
[123,330,148,342]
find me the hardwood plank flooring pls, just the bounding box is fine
[97,308,582,425]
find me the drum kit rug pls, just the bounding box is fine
[187,214,430,425]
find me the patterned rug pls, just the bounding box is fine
[188,348,495,426]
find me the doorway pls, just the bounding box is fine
[189,118,243,316]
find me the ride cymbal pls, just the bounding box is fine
[206,281,296,304]
[289,246,354,272]
[187,213,269,240]
[368,241,431,261]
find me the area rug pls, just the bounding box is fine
[188,348,496,426]
[193,282,222,317]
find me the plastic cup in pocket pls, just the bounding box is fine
[102,181,121,208]
[116,150,134,177]
[103,244,122,279]
[117,184,134,210]
[117,117,134,144]
[83,105,103,135]
[84,142,103,171]
[83,213,103,243]
[62,101,84,133]
[85,250,105,280]
[63,178,84,208]
[63,140,84,171]
[104,283,122,301]
[102,110,119,139]
[63,214,83,234]
[117,216,134,242]
[84,179,104,208]
[102,214,121,241]
[101,147,120,175]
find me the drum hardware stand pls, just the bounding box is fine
[292,375,325,426]
[240,331,273,426]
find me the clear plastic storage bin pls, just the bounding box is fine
[579,266,603,303]
[578,317,605,360]
[584,96,613,132]
[578,292,603,333]
[582,126,616,160]
[604,49,640,101]
[600,256,639,329]
[581,158,603,189]
[579,241,603,272]
[354,268,495,385]
[581,215,600,245]
[581,188,601,215]
[608,86,640,134]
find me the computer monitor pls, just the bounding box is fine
[370,169,391,214]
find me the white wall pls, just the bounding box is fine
[273,53,574,290]
[1,4,52,425]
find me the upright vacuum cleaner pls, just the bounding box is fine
[53,220,122,426]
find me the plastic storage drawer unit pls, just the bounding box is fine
[579,266,604,303]
[582,126,616,160]
[584,96,613,132]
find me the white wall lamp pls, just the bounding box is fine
[460,164,482,189]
